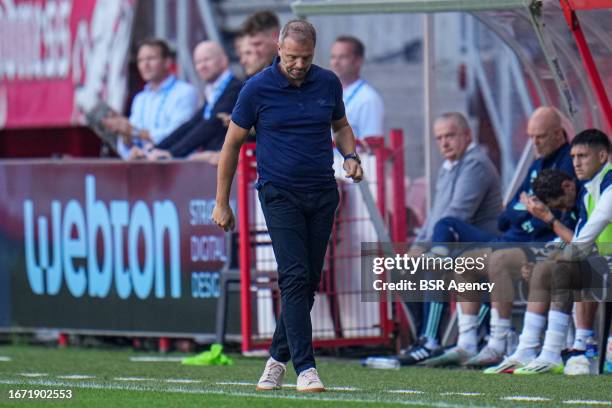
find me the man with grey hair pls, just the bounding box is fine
[399,112,502,365]
[212,20,362,392]
[425,106,576,368]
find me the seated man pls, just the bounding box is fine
[398,112,502,364]
[103,39,198,159]
[425,106,577,367]
[489,128,611,375]
[144,41,242,161]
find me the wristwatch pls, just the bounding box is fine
[343,152,361,164]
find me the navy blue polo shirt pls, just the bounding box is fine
[231,56,345,191]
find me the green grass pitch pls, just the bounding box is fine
[0,345,611,407]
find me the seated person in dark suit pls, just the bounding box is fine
[135,41,242,161]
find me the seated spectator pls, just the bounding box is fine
[142,41,242,161]
[103,39,198,159]
[398,112,502,365]
[488,129,610,375]
[236,34,264,78]
[242,10,280,71]
[424,106,578,368]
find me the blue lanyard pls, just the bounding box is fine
[344,79,366,108]
[203,73,233,120]
[140,76,177,130]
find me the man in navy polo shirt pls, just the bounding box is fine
[212,20,363,393]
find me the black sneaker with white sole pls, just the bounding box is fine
[398,338,442,366]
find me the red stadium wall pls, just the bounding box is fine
[0,128,102,158]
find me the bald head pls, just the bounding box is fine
[193,41,229,83]
[527,106,566,158]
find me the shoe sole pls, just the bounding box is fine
[297,388,326,393]
[464,359,503,368]
[513,366,563,375]
[256,386,281,391]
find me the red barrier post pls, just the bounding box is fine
[390,129,407,243]
[238,145,254,353]
[58,333,68,348]
[390,129,408,348]
[159,337,170,353]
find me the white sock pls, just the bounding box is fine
[424,336,439,350]
[572,328,594,351]
[539,310,570,364]
[488,308,511,354]
[512,311,546,363]
[457,313,478,354]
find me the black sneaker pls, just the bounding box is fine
[398,337,442,366]
[561,348,585,365]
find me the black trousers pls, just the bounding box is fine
[257,182,339,374]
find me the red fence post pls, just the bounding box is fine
[159,337,170,353]
[390,129,407,243]
[238,145,253,354]
[390,129,408,349]
[58,333,68,348]
[368,137,388,219]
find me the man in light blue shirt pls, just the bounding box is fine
[330,36,384,139]
[103,39,198,159]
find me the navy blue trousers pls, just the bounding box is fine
[257,182,339,374]
[431,216,499,244]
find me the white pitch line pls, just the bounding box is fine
[0,356,11,362]
[440,392,483,397]
[0,378,491,408]
[502,396,551,402]
[165,379,202,384]
[129,356,185,362]
[216,381,253,386]
[114,377,153,382]
[58,374,96,380]
[388,390,425,395]
[328,386,361,392]
[215,381,359,392]
[19,373,48,378]
[563,401,612,406]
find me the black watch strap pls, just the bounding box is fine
[343,152,361,164]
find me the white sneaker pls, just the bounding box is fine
[564,354,590,376]
[296,367,325,392]
[256,357,286,391]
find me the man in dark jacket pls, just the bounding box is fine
[138,41,242,161]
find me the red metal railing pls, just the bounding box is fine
[236,132,407,353]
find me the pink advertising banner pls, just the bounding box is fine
[0,0,135,128]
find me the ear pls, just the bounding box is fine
[597,148,608,164]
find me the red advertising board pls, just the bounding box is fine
[0,0,135,128]
[0,160,239,336]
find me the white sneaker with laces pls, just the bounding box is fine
[564,354,590,376]
[296,367,325,392]
[256,357,286,391]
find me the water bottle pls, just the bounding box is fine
[506,328,519,357]
[585,337,598,375]
[361,357,400,370]
[605,335,612,373]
